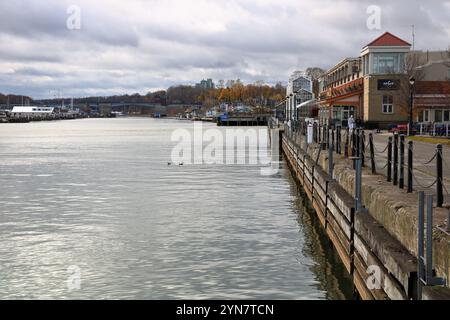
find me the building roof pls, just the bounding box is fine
[325,57,360,75]
[415,81,450,94]
[365,32,411,47]
[296,99,317,109]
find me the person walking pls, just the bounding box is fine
[348,115,356,136]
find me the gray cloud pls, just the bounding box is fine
[0,0,449,99]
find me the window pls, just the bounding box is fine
[382,95,394,113]
[435,110,443,123]
[424,110,430,122]
[372,53,405,74]
[444,110,450,122]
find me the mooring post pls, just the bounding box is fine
[399,135,405,189]
[436,144,443,207]
[369,133,376,174]
[387,137,393,182]
[408,141,413,193]
[393,133,399,186]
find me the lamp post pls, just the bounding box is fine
[409,77,415,135]
[285,95,289,122]
[293,92,297,121]
[290,93,293,120]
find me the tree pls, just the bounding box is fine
[305,67,326,81]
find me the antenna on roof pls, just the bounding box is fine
[412,24,415,51]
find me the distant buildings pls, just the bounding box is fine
[196,78,215,89]
[285,71,313,120]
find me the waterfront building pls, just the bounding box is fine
[285,71,313,120]
[411,51,450,125]
[318,58,362,127]
[319,32,413,128]
[414,81,450,125]
[318,32,450,129]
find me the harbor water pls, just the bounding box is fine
[0,118,353,299]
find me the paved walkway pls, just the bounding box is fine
[368,131,450,199]
[288,129,450,203]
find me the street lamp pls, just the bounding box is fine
[408,77,416,134]
[289,93,294,120]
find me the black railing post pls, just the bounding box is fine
[393,133,399,186]
[313,123,317,143]
[337,126,342,154]
[369,133,376,174]
[437,144,444,207]
[361,130,365,167]
[387,137,393,182]
[357,129,360,157]
[408,141,413,193]
[399,135,405,189]
[345,128,349,158]
[332,127,335,153]
[351,130,355,159]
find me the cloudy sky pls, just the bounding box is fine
[0,0,449,99]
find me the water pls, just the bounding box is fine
[0,118,353,299]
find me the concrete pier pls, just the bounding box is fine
[272,125,450,300]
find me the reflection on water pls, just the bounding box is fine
[0,118,353,299]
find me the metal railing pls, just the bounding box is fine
[276,118,450,298]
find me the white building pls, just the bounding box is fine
[286,71,313,120]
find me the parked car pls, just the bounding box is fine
[388,124,417,135]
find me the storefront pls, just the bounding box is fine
[414,81,450,126]
[418,109,450,124]
[332,106,356,127]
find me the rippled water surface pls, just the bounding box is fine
[0,118,353,299]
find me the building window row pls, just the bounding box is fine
[419,109,450,123]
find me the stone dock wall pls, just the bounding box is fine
[271,127,450,300]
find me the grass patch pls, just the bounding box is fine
[408,136,450,146]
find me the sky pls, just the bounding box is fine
[0,0,449,99]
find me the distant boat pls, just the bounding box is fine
[111,111,126,117]
[0,111,8,123]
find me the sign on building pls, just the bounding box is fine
[377,79,400,90]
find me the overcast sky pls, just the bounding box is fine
[0,0,449,99]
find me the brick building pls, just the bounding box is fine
[414,81,450,124]
[319,32,414,128]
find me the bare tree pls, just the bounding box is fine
[382,53,425,119]
[305,67,326,98]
